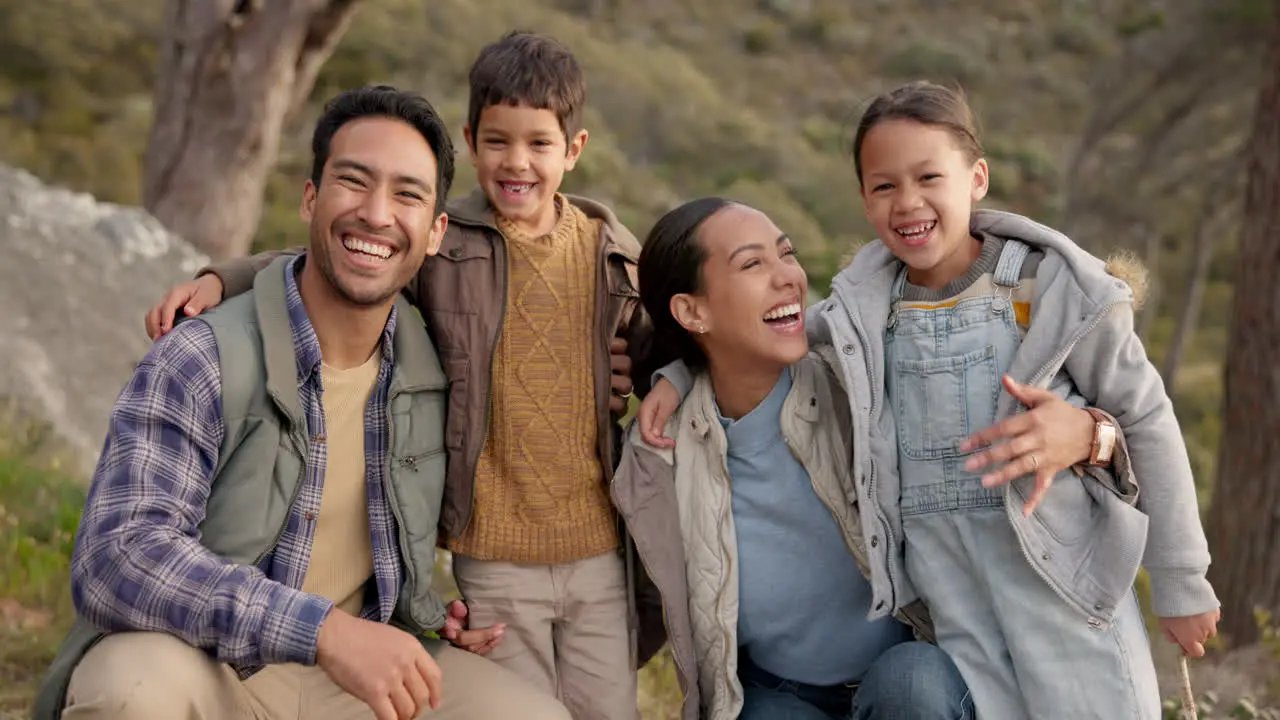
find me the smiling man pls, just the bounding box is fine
[33,86,570,720]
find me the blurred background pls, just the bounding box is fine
[0,0,1277,717]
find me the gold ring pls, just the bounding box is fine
[618,390,634,399]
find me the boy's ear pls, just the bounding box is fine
[564,129,589,171]
[462,124,478,165]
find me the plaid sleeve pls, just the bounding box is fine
[69,319,334,666]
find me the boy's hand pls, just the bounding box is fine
[638,378,680,450]
[145,274,225,340]
[608,337,635,415]
[1159,609,1221,658]
[960,375,1096,517]
[440,599,505,656]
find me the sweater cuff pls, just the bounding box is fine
[1147,567,1219,618]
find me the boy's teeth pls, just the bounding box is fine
[342,237,392,259]
[502,182,533,194]
[763,303,802,320]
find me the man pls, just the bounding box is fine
[33,85,570,720]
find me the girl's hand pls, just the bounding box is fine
[637,378,681,449]
[1159,609,1221,658]
[959,375,1096,517]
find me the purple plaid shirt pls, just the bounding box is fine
[70,255,403,668]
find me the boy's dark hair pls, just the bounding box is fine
[635,197,735,388]
[310,85,455,215]
[466,30,586,145]
[851,80,983,184]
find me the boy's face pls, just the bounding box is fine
[465,103,588,237]
[301,116,447,307]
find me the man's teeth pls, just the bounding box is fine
[763,303,802,321]
[343,237,392,259]
[501,182,533,194]
[896,220,937,238]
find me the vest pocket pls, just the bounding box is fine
[893,345,999,460]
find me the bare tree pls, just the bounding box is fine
[1205,4,1280,648]
[142,0,363,261]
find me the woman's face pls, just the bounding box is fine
[672,204,809,370]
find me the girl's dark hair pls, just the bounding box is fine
[851,81,983,184]
[635,197,734,395]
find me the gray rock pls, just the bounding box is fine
[0,163,208,477]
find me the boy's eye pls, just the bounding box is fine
[921,173,942,181]
[338,175,366,186]
[873,183,893,193]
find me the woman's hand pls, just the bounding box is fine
[637,378,681,449]
[959,375,1097,517]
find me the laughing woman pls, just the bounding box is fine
[614,197,973,720]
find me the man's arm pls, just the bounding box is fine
[70,320,334,666]
[1065,303,1218,618]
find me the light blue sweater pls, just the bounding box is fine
[720,371,912,686]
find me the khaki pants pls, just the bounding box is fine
[452,551,637,720]
[62,631,571,720]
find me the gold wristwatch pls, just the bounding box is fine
[1084,408,1117,466]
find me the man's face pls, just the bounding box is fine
[301,116,447,307]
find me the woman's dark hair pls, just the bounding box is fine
[635,197,734,394]
[851,80,983,184]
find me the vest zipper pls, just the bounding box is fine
[253,395,310,570]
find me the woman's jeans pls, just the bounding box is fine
[738,641,974,720]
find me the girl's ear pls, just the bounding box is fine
[971,158,990,202]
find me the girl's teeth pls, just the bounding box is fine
[763,303,802,320]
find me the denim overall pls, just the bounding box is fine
[884,240,1160,719]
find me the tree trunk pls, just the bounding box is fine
[1161,191,1227,389]
[1205,6,1280,648]
[142,0,363,261]
[1134,225,1160,342]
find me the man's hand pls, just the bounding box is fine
[316,609,443,720]
[637,377,680,450]
[1159,609,1221,658]
[144,274,225,340]
[439,599,505,656]
[609,337,635,416]
[959,375,1096,517]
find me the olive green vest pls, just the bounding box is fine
[33,257,449,719]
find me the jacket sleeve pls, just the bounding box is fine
[1065,303,1218,618]
[69,320,334,666]
[198,247,304,299]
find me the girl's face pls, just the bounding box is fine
[859,119,990,290]
[671,204,810,372]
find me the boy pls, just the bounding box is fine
[149,32,654,720]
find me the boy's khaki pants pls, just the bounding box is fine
[452,550,639,720]
[62,631,571,720]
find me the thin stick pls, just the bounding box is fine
[1179,653,1198,720]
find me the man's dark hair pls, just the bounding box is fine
[310,85,455,215]
[466,30,586,145]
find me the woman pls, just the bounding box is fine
[615,197,972,720]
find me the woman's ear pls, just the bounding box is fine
[670,293,709,335]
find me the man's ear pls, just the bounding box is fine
[300,179,318,223]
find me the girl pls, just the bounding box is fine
[639,81,1220,718]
